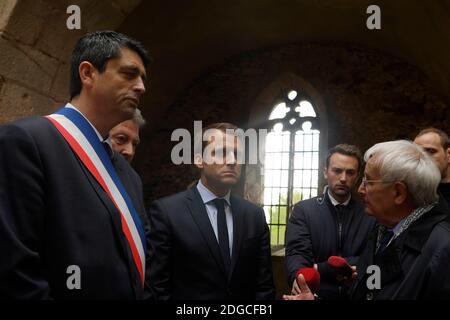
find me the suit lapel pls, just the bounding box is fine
[376,244,403,288]
[74,148,127,241]
[51,119,140,297]
[386,204,448,299]
[187,187,227,275]
[73,150,136,283]
[229,195,245,281]
[112,156,146,297]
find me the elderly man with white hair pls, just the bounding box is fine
[350,140,450,300]
[284,140,450,300]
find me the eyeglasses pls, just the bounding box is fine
[361,177,395,187]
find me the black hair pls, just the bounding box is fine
[70,31,151,99]
[416,127,450,150]
[326,144,362,171]
[201,122,239,152]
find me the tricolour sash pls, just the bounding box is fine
[45,107,146,287]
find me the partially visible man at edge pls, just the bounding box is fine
[0,31,152,299]
[414,127,450,206]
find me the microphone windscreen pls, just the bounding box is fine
[295,267,320,294]
[328,256,348,268]
[327,256,352,277]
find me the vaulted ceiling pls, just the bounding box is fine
[119,0,450,129]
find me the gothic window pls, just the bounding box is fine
[262,90,320,246]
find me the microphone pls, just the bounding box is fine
[295,267,320,294]
[327,256,353,278]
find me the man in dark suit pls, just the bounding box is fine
[148,122,275,300]
[285,144,375,300]
[0,31,151,299]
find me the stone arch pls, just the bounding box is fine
[0,0,142,124]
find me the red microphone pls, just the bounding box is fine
[295,267,320,294]
[327,256,353,278]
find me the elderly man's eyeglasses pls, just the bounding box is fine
[361,177,395,187]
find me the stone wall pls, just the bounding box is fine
[136,42,449,207]
[0,0,141,124]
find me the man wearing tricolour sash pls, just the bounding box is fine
[0,31,151,299]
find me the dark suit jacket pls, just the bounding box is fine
[0,117,151,299]
[147,186,275,300]
[350,197,450,300]
[285,192,375,299]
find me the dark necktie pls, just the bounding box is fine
[335,204,345,214]
[212,198,231,274]
[377,230,394,255]
[335,204,345,255]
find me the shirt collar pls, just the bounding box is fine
[196,179,231,206]
[65,103,106,143]
[391,216,407,235]
[327,188,351,206]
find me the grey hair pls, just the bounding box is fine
[364,140,440,206]
[131,108,146,128]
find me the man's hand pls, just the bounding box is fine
[336,265,357,287]
[283,274,315,300]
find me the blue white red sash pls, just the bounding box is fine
[45,107,146,287]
